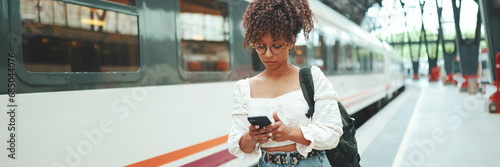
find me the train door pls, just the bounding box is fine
[227,0,253,79]
[313,31,327,72]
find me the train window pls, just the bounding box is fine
[373,52,384,73]
[352,47,361,72]
[343,44,355,72]
[106,0,136,6]
[20,0,139,72]
[313,33,327,71]
[179,0,230,72]
[358,48,370,72]
[341,44,350,72]
[292,46,307,66]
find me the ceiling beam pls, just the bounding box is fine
[319,0,379,25]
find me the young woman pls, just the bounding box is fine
[227,0,343,166]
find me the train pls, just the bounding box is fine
[0,0,404,166]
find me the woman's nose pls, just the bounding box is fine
[264,47,273,58]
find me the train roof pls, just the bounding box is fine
[308,0,383,49]
[243,0,385,50]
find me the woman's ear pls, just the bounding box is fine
[288,36,296,51]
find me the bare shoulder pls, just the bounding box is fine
[249,73,266,88]
[292,65,300,73]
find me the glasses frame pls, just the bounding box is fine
[253,42,288,55]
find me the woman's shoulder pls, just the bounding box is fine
[247,72,268,88]
[310,66,322,74]
[234,78,250,89]
[309,66,327,80]
[233,78,251,106]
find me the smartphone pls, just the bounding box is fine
[247,116,272,128]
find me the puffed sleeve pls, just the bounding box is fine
[297,66,343,157]
[227,79,261,161]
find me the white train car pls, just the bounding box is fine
[0,0,404,166]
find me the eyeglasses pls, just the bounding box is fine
[253,43,287,55]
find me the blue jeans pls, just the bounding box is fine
[258,150,331,167]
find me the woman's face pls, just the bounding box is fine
[254,34,294,70]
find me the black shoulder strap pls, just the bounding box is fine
[299,66,315,118]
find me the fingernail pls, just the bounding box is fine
[255,125,259,129]
[268,133,272,137]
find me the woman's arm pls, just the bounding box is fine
[239,125,271,153]
[295,66,344,156]
[227,80,263,160]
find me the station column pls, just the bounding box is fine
[479,0,500,81]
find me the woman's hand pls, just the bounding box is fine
[266,111,291,141]
[269,111,311,146]
[239,123,271,153]
[248,125,272,144]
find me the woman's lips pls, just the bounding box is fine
[264,61,277,64]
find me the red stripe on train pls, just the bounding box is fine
[181,149,237,167]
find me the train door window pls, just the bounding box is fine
[179,0,230,72]
[332,40,339,72]
[292,32,307,66]
[343,44,352,72]
[106,0,136,6]
[20,0,139,72]
[313,33,327,71]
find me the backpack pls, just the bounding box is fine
[299,66,361,167]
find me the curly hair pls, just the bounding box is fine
[242,0,315,48]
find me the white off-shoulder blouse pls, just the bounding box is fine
[227,66,344,161]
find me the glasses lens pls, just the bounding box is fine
[255,45,266,54]
[271,45,284,55]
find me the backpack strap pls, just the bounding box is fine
[299,66,315,118]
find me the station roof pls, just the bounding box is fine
[319,0,381,25]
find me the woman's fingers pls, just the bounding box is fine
[256,138,270,143]
[248,122,288,142]
[268,122,291,141]
[254,133,272,143]
[249,125,259,131]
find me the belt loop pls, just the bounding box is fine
[261,151,266,162]
[286,152,291,165]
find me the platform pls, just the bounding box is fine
[357,78,500,167]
